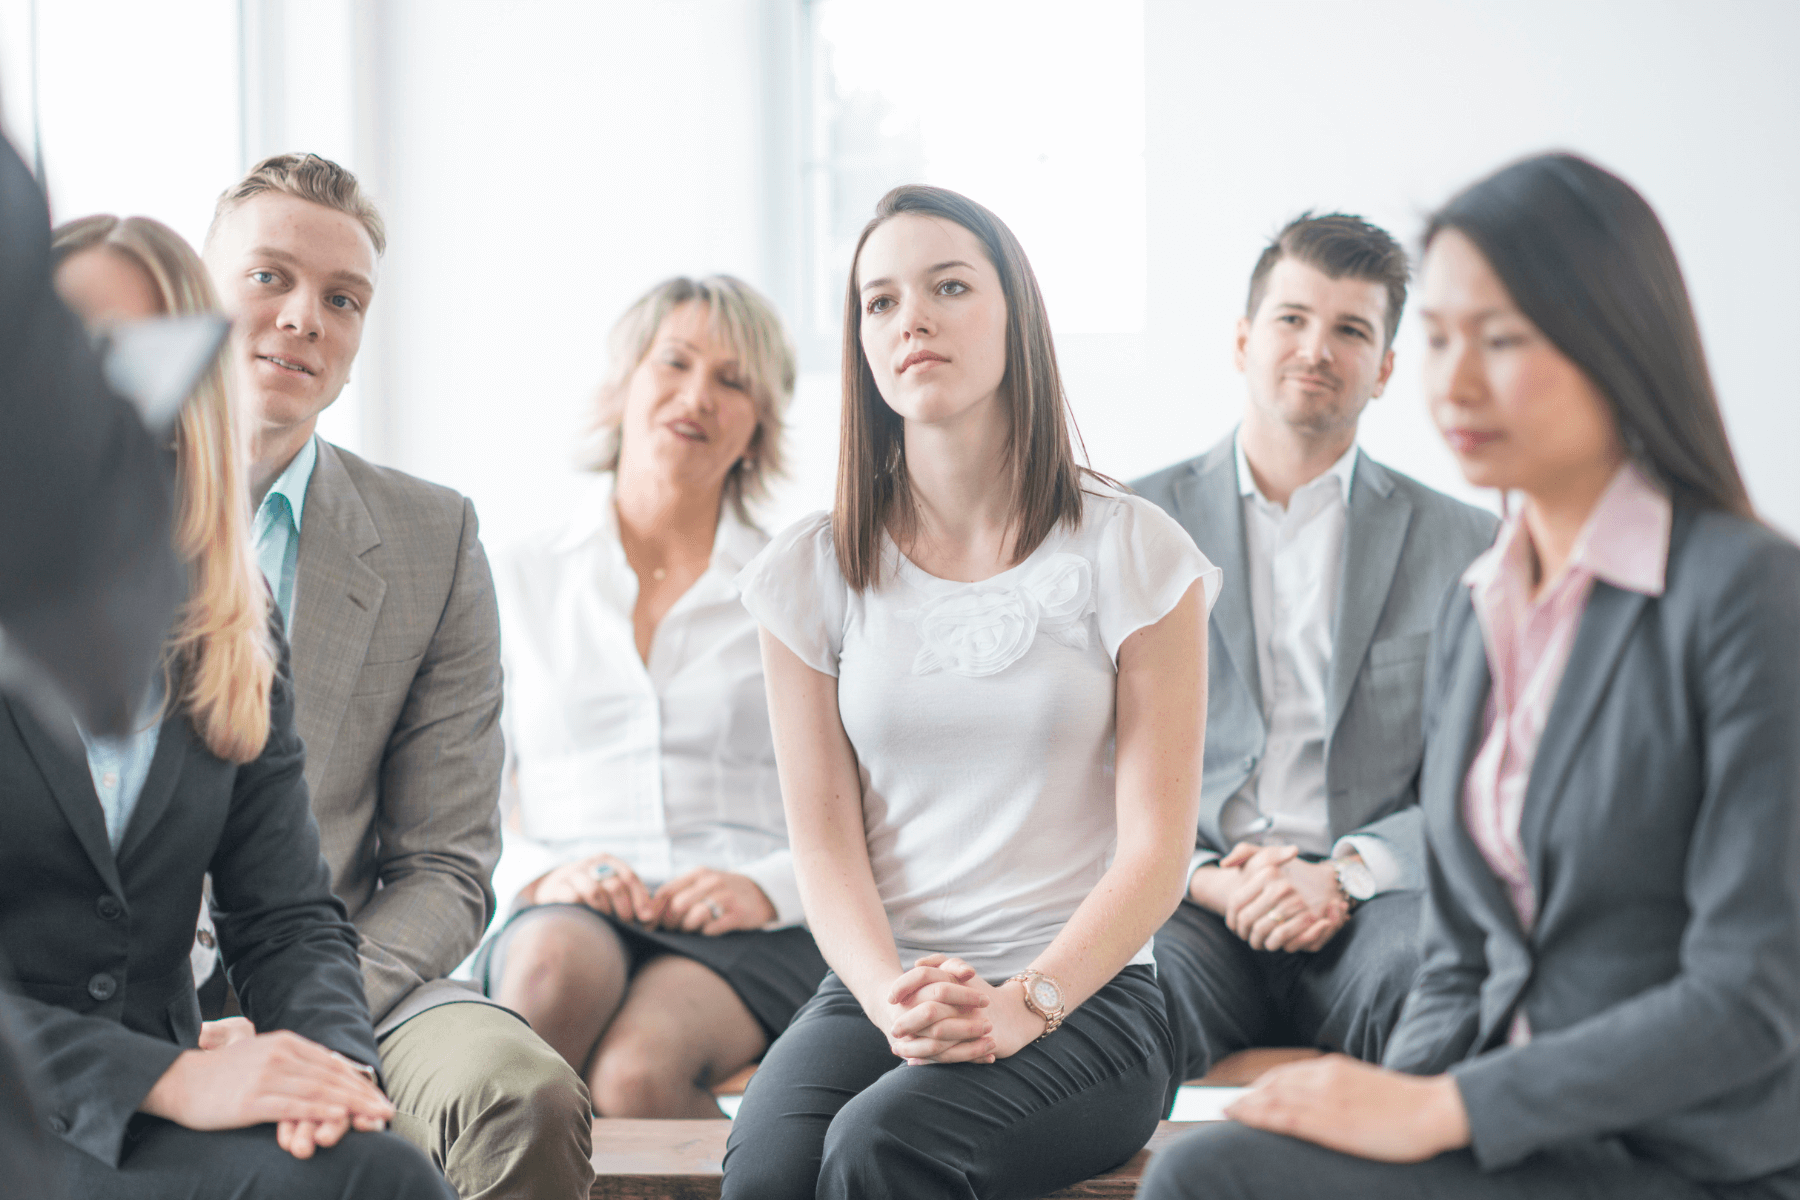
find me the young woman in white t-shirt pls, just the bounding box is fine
[724,185,1221,1199]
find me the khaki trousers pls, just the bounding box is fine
[380,1000,594,1200]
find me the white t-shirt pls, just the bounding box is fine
[736,485,1220,980]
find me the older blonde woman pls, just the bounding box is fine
[478,276,827,1117]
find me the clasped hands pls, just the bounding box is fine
[529,854,775,935]
[1193,843,1351,952]
[146,1017,390,1161]
[876,954,1046,1066]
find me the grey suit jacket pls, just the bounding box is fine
[1385,505,1800,1184]
[1132,433,1497,889]
[293,440,504,1035]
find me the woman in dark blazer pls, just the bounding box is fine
[1141,156,1800,1199]
[0,215,449,1198]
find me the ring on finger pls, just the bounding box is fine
[706,899,724,920]
[589,863,617,881]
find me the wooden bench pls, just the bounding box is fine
[591,1047,1321,1199]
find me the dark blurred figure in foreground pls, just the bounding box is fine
[0,135,183,735]
[0,132,183,1197]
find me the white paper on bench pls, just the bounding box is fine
[715,1086,1247,1123]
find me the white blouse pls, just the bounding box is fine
[494,477,802,927]
[736,486,1219,980]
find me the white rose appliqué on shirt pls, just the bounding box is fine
[907,553,1095,677]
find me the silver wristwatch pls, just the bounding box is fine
[1333,856,1377,906]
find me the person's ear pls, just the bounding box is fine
[1233,316,1252,373]
[1371,346,1396,398]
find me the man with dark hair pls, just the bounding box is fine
[1133,212,1497,1108]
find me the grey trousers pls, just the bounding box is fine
[1137,1123,1800,1200]
[1153,891,1421,1112]
[721,965,1171,1200]
[379,1000,594,1200]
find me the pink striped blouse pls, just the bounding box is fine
[1460,463,1671,1039]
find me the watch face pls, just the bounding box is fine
[1340,860,1377,901]
[1029,976,1062,1011]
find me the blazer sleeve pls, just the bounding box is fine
[211,637,380,1072]
[353,496,504,1020]
[2,976,186,1166]
[1449,540,1800,1171]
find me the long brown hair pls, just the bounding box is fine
[835,185,1090,591]
[1426,153,1752,519]
[52,216,276,762]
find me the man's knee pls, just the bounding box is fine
[385,1005,592,1152]
[1139,1123,1286,1200]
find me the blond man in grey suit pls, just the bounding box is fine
[199,154,593,1199]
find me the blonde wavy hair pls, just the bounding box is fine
[52,216,275,763]
[584,275,795,524]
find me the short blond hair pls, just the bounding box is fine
[586,276,796,523]
[209,152,385,255]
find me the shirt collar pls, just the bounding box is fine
[553,471,767,573]
[1233,427,1358,507]
[1462,460,1671,600]
[258,435,319,533]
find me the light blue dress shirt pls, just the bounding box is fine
[252,436,318,632]
[77,685,164,852]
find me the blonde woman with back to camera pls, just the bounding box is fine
[478,276,829,1117]
[0,214,449,1198]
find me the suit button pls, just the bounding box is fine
[48,1114,68,1134]
[96,895,123,921]
[87,973,117,1001]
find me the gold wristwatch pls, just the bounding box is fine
[1008,970,1067,1039]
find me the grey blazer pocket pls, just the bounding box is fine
[351,651,425,697]
[1367,631,1431,668]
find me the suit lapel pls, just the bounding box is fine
[1173,437,1262,713]
[116,707,190,864]
[290,442,385,788]
[1327,452,1413,738]
[6,696,123,896]
[1519,581,1650,882]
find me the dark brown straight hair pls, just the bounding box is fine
[1426,153,1752,519]
[834,185,1089,591]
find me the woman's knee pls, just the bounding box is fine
[589,1031,693,1116]
[301,1129,453,1200]
[493,910,622,1001]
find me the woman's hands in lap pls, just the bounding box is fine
[522,856,776,934]
[656,866,776,933]
[528,854,658,922]
[880,954,1048,1065]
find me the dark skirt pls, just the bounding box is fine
[472,902,828,1041]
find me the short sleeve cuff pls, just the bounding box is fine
[1095,493,1223,662]
[733,513,844,677]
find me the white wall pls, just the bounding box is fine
[366,0,801,550]
[1140,0,1800,536]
